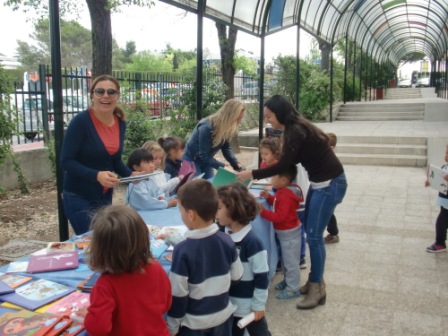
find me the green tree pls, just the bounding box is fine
[216,22,238,100]
[124,51,173,73]
[234,55,257,77]
[16,18,92,69]
[7,0,154,77]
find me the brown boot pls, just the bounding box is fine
[299,273,311,295]
[296,282,326,310]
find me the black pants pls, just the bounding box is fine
[326,214,339,236]
[232,316,271,336]
[435,207,448,246]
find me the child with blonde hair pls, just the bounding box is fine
[158,136,185,178]
[142,140,182,196]
[216,183,271,336]
[259,137,281,169]
[84,205,172,336]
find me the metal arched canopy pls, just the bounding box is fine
[159,0,448,65]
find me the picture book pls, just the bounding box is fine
[172,171,194,194]
[74,233,92,249]
[0,281,14,296]
[427,164,448,195]
[6,261,28,273]
[150,239,170,259]
[59,320,85,336]
[0,306,18,318]
[0,309,63,336]
[212,167,251,188]
[0,279,76,311]
[0,274,32,288]
[178,160,195,177]
[119,171,162,183]
[45,317,73,336]
[248,178,272,190]
[26,251,79,273]
[46,242,76,252]
[77,272,100,292]
[45,292,90,322]
[164,253,173,263]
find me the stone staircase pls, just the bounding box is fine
[334,135,427,167]
[336,102,424,121]
[384,87,422,99]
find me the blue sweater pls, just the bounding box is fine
[60,110,132,201]
[183,118,239,170]
[228,225,269,317]
[167,224,243,334]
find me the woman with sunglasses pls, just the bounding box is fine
[61,75,135,235]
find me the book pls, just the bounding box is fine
[119,171,162,183]
[164,253,173,263]
[45,292,90,322]
[248,178,272,190]
[6,261,28,273]
[77,272,101,292]
[44,317,73,336]
[59,320,85,336]
[212,167,251,188]
[0,279,76,311]
[172,171,194,194]
[0,281,14,296]
[26,251,79,273]
[0,310,63,336]
[74,233,92,249]
[46,242,76,252]
[150,239,170,259]
[0,274,32,289]
[427,164,448,195]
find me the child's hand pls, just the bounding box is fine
[253,310,265,321]
[167,198,178,208]
[424,180,430,187]
[158,196,166,200]
[155,232,168,240]
[259,190,270,199]
[444,174,448,182]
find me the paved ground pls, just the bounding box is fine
[232,118,448,336]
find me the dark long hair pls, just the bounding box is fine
[264,95,328,153]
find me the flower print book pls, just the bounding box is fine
[26,251,79,273]
[44,292,90,322]
[0,309,65,336]
[0,278,76,311]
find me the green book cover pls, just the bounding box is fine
[212,168,251,188]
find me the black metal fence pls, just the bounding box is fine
[6,65,258,145]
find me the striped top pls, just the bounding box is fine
[167,224,243,334]
[227,225,269,317]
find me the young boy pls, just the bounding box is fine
[324,132,340,244]
[259,164,303,299]
[167,179,243,335]
[125,148,177,211]
[425,144,448,252]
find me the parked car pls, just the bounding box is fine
[241,81,259,100]
[16,97,54,140]
[397,78,412,88]
[416,77,430,87]
[61,95,89,122]
[121,92,170,117]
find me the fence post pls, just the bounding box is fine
[38,64,50,142]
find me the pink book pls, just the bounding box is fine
[45,291,90,322]
[26,251,79,273]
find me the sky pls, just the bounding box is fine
[0,0,312,63]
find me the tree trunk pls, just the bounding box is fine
[318,39,331,73]
[216,22,237,101]
[86,0,112,77]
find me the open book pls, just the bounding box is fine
[119,171,163,183]
[212,167,251,188]
[427,164,448,195]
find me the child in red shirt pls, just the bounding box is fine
[259,164,303,300]
[84,205,172,336]
[259,137,281,169]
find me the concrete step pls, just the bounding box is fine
[335,153,427,167]
[336,115,424,121]
[384,94,422,99]
[340,104,424,111]
[336,135,427,145]
[336,143,427,155]
[337,112,424,117]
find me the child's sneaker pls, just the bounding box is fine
[426,243,446,253]
[324,234,340,244]
[299,258,307,269]
[276,290,301,300]
[275,280,286,290]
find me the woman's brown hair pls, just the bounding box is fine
[88,205,152,274]
[90,75,126,120]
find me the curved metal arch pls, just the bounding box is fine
[383,36,438,60]
[391,39,436,61]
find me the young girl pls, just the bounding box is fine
[142,140,182,196]
[125,148,177,210]
[158,136,185,178]
[259,137,281,169]
[84,205,172,336]
[216,183,271,336]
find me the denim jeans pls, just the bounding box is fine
[62,190,113,235]
[304,173,347,283]
[193,161,215,179]
[178,315,233,336]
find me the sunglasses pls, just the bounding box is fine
[93,88,119,97]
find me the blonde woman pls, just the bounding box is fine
[183,99,245,179]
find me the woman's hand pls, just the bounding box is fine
[97,171,119,188]
[253,310,265,321]
[236,170,252,182]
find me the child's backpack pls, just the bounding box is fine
[286,183,304,212]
